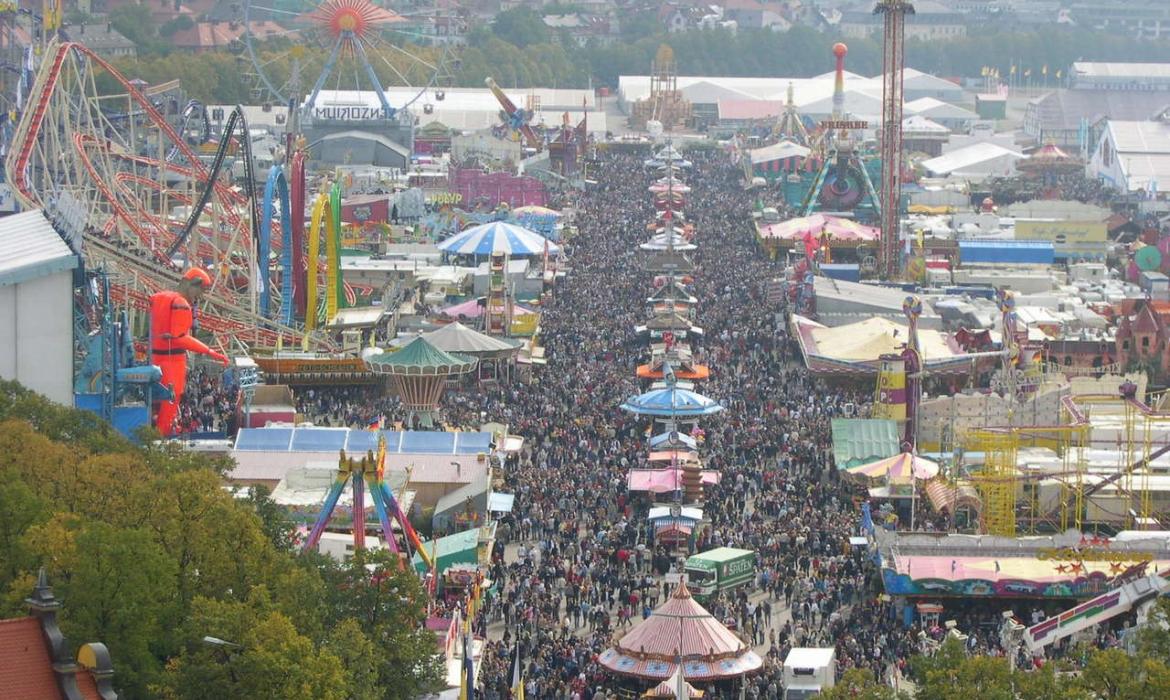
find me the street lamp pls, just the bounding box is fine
[201,636,243,683]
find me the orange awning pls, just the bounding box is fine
[637,364,710,380]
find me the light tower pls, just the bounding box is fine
[875,0,915,279]
[831,42,848,122]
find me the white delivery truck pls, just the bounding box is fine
[783,647,836,699]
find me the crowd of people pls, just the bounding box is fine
[453,148,928,699]
[239,145,1077,698]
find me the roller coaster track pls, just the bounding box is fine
[166,100,210,163]
[166,105,259,261]
[87,235,333,352]
[5,41,316,350]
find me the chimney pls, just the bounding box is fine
[26,569,87,700]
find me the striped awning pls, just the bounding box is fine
[924,479,982,513]
[600,584,762,681]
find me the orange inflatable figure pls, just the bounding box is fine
[150,268,228,436]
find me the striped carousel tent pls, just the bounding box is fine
[365,336,477,425]
[599,583,762,682]
[437,221,560,257]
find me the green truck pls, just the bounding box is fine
[685,547,756,600]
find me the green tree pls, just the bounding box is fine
[159,15,194,38]
[1077,648,1170,700]
[0,474,47,591]
[818,668,909,700]
[109,5,166,55]
[323,618,382,700]
[489,7,550,49]
[1138,597,1170,660]
[156,594,348,700]
[315,550,444,697]
[47,522,178,696]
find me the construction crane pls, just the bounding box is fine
[875,0,915,279]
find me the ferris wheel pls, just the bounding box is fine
[239,0,458,121]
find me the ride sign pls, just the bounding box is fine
[311,105,394,121]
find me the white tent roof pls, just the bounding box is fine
[921,142,1025,177]
[903,68,964,94]
[906,97,979,120]
[421,322,523,354]
[903,115,951,134]
[750,140,811,164]
[1107,119,1170,155]
[0,210,78,286]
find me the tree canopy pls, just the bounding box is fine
[0,380,443,699]
[89,20,1170,105]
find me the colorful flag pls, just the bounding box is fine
[511,640,524,700]
[459,630,474,700]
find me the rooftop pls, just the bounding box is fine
[1073,62,1170,80]
[0,210,77,287]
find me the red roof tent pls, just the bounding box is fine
[599,583,763,681]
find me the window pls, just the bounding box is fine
[1143,336,1151,349]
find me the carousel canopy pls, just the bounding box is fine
[438,221,560,257]
[644,251,696,273]
[512,205,561,218]
[422,322,523,357]
[649,281,697,304]
[644,669,704,698]
[645,312,701,332]
[846,452,940,482]
[621,378,723,418]
[441,298,536,319]
[655,144,685,160]
[650,182,693,194]
[642,237,697,252]
[599,583,763,681]
[757,214,880,243]
[648,505,704,521]
[366,336,477,376]
[650,431,698,450]
[646,158,693,169]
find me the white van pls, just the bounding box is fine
[783,647,836,699]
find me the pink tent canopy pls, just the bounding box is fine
[650,182,692,194]
[647,450,700,463]
[441,299,535,319]
[627,469,721,493]
[846,452,939,482]
[757,214,880,243]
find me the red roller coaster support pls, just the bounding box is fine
[291,150,307,318]
[876,0,914,280]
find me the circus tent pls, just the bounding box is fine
[599,583,763,682]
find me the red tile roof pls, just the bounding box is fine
[171,21,293,50]
[0,617,62,700]
[75,669,103,700]
[1133,304,1162,334]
